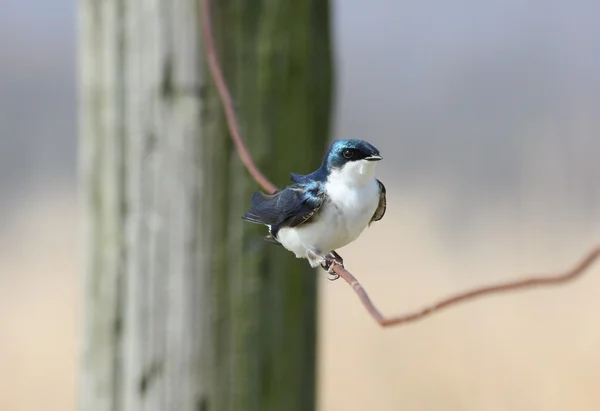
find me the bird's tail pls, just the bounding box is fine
[241,191,275,224]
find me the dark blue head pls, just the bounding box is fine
[324,139,382,171]
[291,139,382,184]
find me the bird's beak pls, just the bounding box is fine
[365,155,382,161]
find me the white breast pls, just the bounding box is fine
[276,159,380,261]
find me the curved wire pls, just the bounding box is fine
[200,0,598,327]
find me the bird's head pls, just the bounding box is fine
[324,139,382,186]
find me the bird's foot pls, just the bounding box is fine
[307,248,344,281]
[320,251,344,281]
[330,250,344,266]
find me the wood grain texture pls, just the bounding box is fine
[80,1,332,410]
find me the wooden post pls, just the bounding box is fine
[79,1,332,411]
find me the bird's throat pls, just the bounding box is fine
[328,160,377,188]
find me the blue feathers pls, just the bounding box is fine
[289,139,381,184]
[241,181,325,229]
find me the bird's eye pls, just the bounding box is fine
[342,149,354,159]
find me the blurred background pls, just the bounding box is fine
[1,0,599,410]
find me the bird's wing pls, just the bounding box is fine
[241,182,325,228]
[370,179,386,224]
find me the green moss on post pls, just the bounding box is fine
[203,3,333,411]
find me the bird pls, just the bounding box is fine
[241,139,386,280]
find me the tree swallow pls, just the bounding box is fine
[242,139,386,280]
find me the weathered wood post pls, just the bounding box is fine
[79,1,332,411]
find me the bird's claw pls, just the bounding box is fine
[321,252,344,281]
[327,271,340,281]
